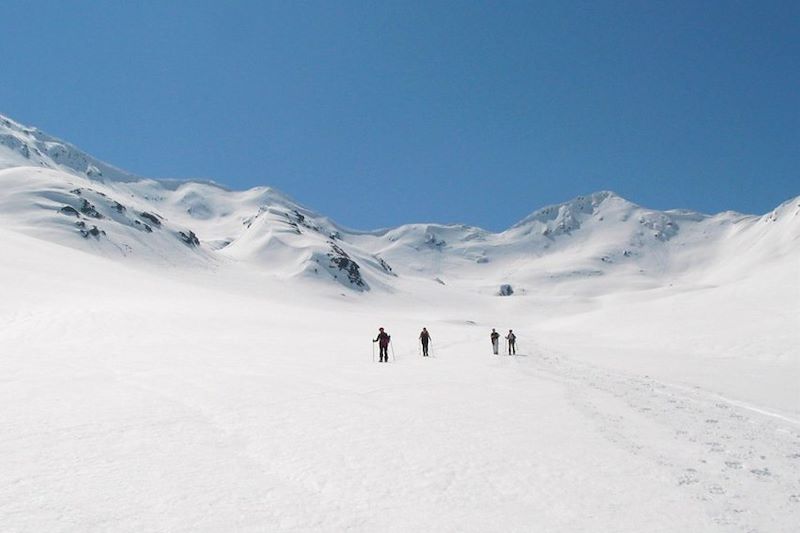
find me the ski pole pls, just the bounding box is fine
[372,341,375,363]
[390,343,396,362]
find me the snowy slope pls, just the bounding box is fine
[1,222,798,532]
[1,113,798,532]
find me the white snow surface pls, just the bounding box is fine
[1,114,799,531]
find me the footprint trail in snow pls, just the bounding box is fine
[518,346,800,533]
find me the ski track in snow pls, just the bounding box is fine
[519,344,800,533]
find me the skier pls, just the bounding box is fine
[490,328,500,355]
[419,327,432,357]
[506,329,516,355]
[373,327,391,362]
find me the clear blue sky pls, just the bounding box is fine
[1,1,797,230]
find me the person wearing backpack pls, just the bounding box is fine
[490,329,500,355]
[506,329,517,355]
[373,327,391,362]
[419,327,432,357]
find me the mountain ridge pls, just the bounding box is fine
[0,112,764,227]
[1,113,796,294]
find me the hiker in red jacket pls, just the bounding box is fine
[373,327,391,362]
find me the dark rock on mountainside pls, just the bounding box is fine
[638,213,678,241]
[139,212,162,227]
[377,257,394,275]
[282,209,322,235]
[327,242,366,289]
[133,220,153,233]
[424,232,447,250]
[78,224,105,239]
[80,199,103,219]
[178,230,200,247]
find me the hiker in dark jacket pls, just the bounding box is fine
[374,327,391,362]
[490,329,500,355]
[506,329,516,355]
[419,327,432,356]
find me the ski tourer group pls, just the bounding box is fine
[373,327,517,362]
[490,328,516,355]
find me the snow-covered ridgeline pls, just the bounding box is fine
[1,112,797,294]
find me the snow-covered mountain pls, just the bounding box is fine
[0,114,140,182]
[1,113,797,296]
[2,113,799,532]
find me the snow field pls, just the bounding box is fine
[2,230,798,531]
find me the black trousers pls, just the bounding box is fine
[421,341,429,356]
[508,341,516,354]
[379,345,389,361]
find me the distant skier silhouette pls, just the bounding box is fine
[506,329,516,355]
[419,327,432,357]
[490,329,500,355]
[373,327,391,362]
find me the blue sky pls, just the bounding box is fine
[1,1,797,230]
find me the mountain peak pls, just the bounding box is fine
[509,190,632,232]
[0,112,139,183]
